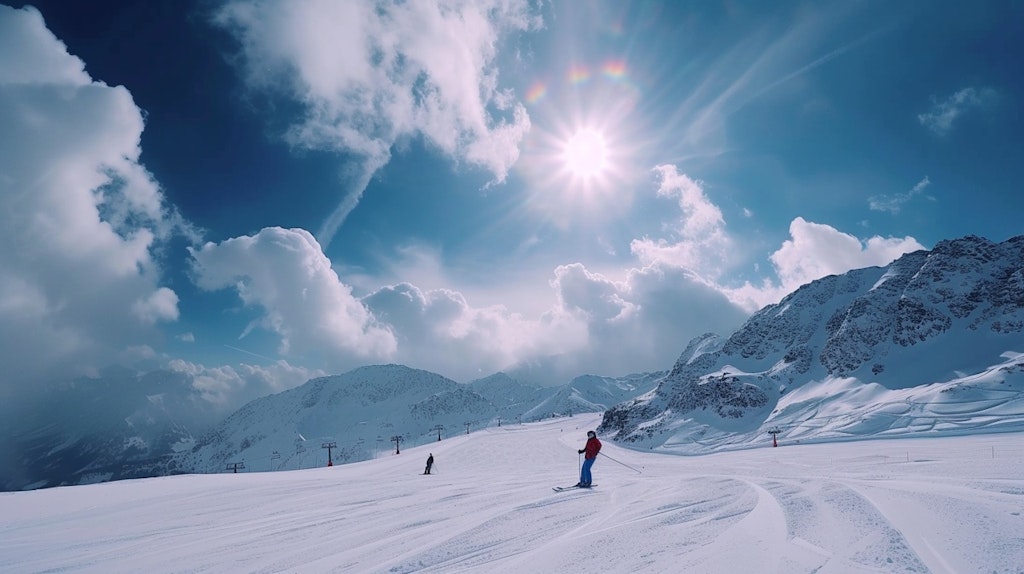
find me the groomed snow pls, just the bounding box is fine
[2,414,1022,573]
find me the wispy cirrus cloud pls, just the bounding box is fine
[213,0,541,248]
[918,87,996,136]
[869,176,932,214]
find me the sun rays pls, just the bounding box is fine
[514,58,647,225]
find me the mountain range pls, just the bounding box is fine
[0,363,658,489]
[171,365,663,475]
[3,234,1022,490]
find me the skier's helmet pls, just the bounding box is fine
[587,430,596,438]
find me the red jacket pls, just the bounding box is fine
[583,436,601,459]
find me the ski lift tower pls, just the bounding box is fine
[322,441,337,466]
[767,427,781,448]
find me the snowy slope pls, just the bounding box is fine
[2,414,1022,573]
[602,235,1024,451]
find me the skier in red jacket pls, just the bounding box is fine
[576,430,601,488]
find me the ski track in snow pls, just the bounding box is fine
[2,416,1023,573]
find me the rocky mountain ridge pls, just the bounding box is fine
[599,235,1024,449]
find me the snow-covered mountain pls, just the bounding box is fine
[600,235,1024,451]
[468,371,553,418]
[522,371,664,421]
[173,365,485,474]
[0,367,222,491]
[173,365,659,475]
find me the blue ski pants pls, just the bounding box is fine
[580,457,595,485]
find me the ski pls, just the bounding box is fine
[552,484,596,492]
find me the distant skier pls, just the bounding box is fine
[576,430,601,487]
[424,453,434,475]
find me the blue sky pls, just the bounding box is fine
[1,1,1021,408]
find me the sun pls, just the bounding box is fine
[562,129,608,179]
[517,116,633,218]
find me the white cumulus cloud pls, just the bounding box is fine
[189,227,398,366]
[363,282,585,381]
[546,262,750,379]
[0,5,195,393]
[630,165,732,278]
[726,217,926,311]
[771,217,925,289]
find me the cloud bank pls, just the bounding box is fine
[184,166,925,387]
[167,358,324,408]
[187,223,751,384]
[0,5,195,397]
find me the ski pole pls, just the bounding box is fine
[599,452,643,474]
